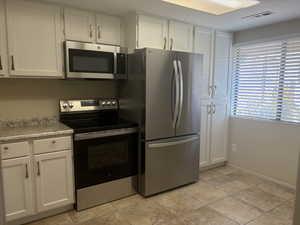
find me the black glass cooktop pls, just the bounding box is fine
[60,111,137,134]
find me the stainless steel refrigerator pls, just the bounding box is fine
[294,153,300,225]
[119,48,202,196]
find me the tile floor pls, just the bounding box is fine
[27,166,296,225]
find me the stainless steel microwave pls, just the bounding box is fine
[65,41,127,79]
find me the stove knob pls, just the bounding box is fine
[112,101,117,106]
[106,101,111,106]
[69,103,74,109]
[102,101,107,106]
[62,103,68,109]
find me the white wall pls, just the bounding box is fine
[234,17,300,45]
[229,117,300,187]
[0,79,116,121]
[230,18,300,188]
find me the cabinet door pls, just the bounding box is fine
[64,8,95,43]
[137,15,168,50]
[210,101,228,164]
[194,26,214,99]
[2,157,34,222]
[169,20,193,52]
[0,0,7,76]
[96,14,121,45]
[6,0,64,77]
[213,31,232,99]
[35,151,74,212]
[199,103,212,168]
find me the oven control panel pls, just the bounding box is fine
[60,99,118,112]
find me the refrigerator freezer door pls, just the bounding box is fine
[175,52,202,136]
[141,135,199,196]
[145,49,176,141]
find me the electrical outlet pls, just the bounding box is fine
[232,144,237,152]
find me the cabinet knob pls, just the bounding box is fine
[52,140,56,144]
[3,146,8,150]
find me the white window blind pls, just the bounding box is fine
[232,38,300,123]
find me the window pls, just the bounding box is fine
[231,38,300,123]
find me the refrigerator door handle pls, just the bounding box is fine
[172,60,180,128]
[177,60,184,127]
[148,136,199,148]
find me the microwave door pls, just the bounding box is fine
[65,41,119,79]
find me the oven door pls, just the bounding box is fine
[65,41,120,79]
[73,129,138,190]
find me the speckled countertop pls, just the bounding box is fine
[0,118,73,143]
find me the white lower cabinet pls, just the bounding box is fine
[1,157,34,221]
[0,135,74,222]
[35,151,74,212]
[199,100,229,169]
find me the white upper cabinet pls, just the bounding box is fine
[64,8,95,43]
[210,101,228,164]
[34,151,74,212]
[6,0,64,77]
[169,20,193,52]
[212,31,232,99]
[137,15,168,50]
[2,157,34,222]
[96,14,121,45]
[0,0,7,76]
[64,8,121,46]
[194,26,214,99]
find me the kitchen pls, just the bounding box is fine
[0,0,299,225]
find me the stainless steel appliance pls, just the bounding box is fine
[65,41,127,79]
[59,99,138,210]
[119,48,202,196]
[0,155,5,225]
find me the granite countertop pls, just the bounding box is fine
[0,118,73,143]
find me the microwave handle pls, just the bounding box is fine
[114,52,117,74]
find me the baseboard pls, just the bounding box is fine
[228,163,296,190]
[6,204,74,225]
[200,162,226,172]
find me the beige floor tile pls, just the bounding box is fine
[182,181,228,204]
[26,212,73,225]
[181,207,239,225]
[247,214,293,225]
[77,212,131,225]
[257,181,295,200]
[68,202,115,224]
[154,191,207,216]
[116,199,178,225]
[234,187,286,212]
[111,194,144,210]
[268,200,295,222]
[212,166,240,176]
[209,197,262,224]
[204,175,236,187]
[218,180,251,195]
[227,172,264,186]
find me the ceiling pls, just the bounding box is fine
[41,0,300,32]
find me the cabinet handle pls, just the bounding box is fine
[25,164,29,179]
[11,56,15,70]
[163,37,167,50]
[212,104,216,114]
[97,25,101,40]
[212,85,217,97]
[89,24,93,39]
[170,38,174,51]
[207,104,212,115]
[37,161,41,176]
[0,55,2,70]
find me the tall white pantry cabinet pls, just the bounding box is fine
[194,27,232,169]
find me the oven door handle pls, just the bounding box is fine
[74,128,138,141]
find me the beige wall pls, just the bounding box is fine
[229,117,300,187]
[0,79,116,121]
[234,17,300,45]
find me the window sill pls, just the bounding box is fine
[230,115,300,127]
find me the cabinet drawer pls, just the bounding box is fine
[33,136,72,154]
[1,142,30,159]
